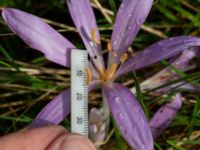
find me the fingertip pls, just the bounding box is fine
[48,134,96,150]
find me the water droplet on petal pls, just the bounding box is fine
[136,19,142,26]
[140,118,145,126]
[128,26,132,30]
[118,113,124,119]
[119,126,127,134]
[120,3,126,9]
[128,14,132,17]
[120,32,125,37]
[114,97,120,103]
[113,41,117,45]
[90,124,98,133]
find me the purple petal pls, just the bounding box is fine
[138,48,199,93]
[2,8,75,67]
[67,0,104,69]
[29,83,97,129]
[116,36,200,78]
[29,89,71,129]
[110,0,153,63]
[103,83,153,150]
[89,108,106,143]
[150,93,182,139]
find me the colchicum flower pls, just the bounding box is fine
[150,93,183,139]
[133,48,200,94]
[2,0,200,149]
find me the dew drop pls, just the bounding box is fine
[120,3,126,9]
[136,19,142,26]
[119,126,127,134]
[114,97,120,103]
[113,41,117,45]
[128,14,132,18]
[128,26,132,30]
[140,118,145,126]
[90,124,98,133]
[118,113,124,119]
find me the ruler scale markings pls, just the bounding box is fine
[71,49,88,137]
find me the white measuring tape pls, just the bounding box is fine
[71,49,88,137]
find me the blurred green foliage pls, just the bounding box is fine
[0,0,200,149]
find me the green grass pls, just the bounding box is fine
[0,0,200,149]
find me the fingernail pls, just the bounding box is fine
[48,134,96,150]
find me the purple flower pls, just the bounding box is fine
[2,0,200,149]
[132,48,200,94]
[150,93,183,139]
[89,108,106,145]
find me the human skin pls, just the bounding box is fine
[0,125,96,150]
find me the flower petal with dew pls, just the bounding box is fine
[116,36,200,78]
[150,93,182,139]
[29,82,97,129]
[67,0,105,71]
[2,8,75,67]
[110,0,153,65]
[103,83,153,150]
[89,108,106,144]
[131,48,200,94]
[29,90,70,129]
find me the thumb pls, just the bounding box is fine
[48,133,96,150]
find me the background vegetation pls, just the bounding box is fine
[0,0,200,149]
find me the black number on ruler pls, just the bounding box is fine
[76,117,83,124]
[76,70,83,76]
[76,93,83,100]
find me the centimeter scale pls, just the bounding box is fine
[71,49,88,137]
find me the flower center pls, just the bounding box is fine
[87,29,128,85]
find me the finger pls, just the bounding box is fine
[0,125,95,150]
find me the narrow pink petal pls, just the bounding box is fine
[2,8,75,67]
[139,48,199,93]
[67,0,104,69]
[116,36,200,78]
[150,93,182,139]
[29,83,97,129]
[103,83,153,150]
[29,89,70,129]
[110,0,153,64]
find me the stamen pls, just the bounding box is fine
[86,67,92,85]
[98,64,106,80]
[107,41,112,52]
[107,63,117,79]
[92,29,101,45]
[120,53,128,64]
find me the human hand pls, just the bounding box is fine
[0,125,96,150]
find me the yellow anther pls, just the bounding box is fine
[107,63,117,79]
[92,29,101,45]
[98,64,106,81]
[107,41,112,52]
[120,53,128,64]
[86,67,92,85]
